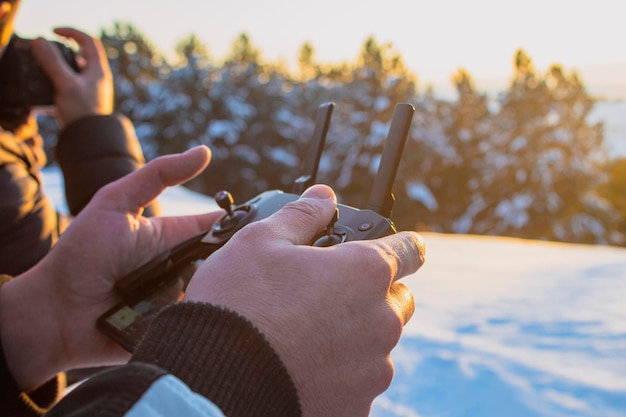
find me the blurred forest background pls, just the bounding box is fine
[39,22,626,246]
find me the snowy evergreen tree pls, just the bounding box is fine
[482,50,613,243]
[152,35,214,156]
[389,53,618,245]
[596,157,626,245]
[317,37,418,211]
[283,43,348,191]
[194,33,300,201]
[36,25,622,246]
[100,22,168,159]
[395,70,494,233]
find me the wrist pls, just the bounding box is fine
[59,108,113,129]
[0,268,65,391]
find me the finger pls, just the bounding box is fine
[260,184,337,245]
[0,2,12,19]
[388,282,415,326]
[30,37,76,88]
[371,231,426,283]
[0,1,18,28]
[94,146,212,214]
[52,27,108,79]
[156,210,225,249]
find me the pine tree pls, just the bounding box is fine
[319,37,418,211]
[196,33,298,201]
[391,88,447,232]
[400,70,494,232]
[153,34,214,158]
[596,158,626,245]
[100,22,168,159]
[483,50,612,243]
[48,25,619,246]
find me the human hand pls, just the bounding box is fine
[30,27,113,127]
[185,185,426,417]
[0,146,223,391]
[0,0,19,53]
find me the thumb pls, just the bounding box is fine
[262,184,337,246]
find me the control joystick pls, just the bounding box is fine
[313,209,345,247]
[216,190,235,216]
[212,191,251,235]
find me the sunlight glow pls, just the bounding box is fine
[14,0,626,96]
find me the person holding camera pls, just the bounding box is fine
[0,0,157,276]
[0,145,426,417]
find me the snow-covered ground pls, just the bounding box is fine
[43,167,626,417]
[374,233,626,417]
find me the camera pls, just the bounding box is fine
[0,34,79,119]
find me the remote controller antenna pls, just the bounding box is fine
[292,102,335,194]
[367,103,414,218]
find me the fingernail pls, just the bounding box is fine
[300,184,334,200]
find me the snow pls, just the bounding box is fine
[208,120,240,145]
[589,100,626,157]
[374,234,626,417]
[495,194,532,229]
[406,181,438,212]
[42,167,626,417]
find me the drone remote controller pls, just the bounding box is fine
[98,102,415,352]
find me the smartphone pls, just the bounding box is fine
[97,260,201,352]
[98,232,213,352]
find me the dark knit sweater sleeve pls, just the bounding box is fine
[55,114,156,216]
[131,302,302,417]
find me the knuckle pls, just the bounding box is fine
[382,308,404,347]
[356,357,395,401]
[360,244,396,282]
[280,198,326,226]
[374,358,395,394]
[231,221,272,245]
[403,231,426,269]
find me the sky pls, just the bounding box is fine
[13,0,626,96]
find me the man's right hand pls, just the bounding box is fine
[185,184,426,417]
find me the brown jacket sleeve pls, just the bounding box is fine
[56,114,158,216]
